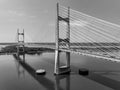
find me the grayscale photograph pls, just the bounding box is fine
[0,0,120,90]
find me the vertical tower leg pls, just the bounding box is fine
[66,6,70,70]
[17,29,19,57]
[23,45,25,61]
[54,3,60,75]
[17,46,19,57]
[22,29,25,61]
[54,50,60,75]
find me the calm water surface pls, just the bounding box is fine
[0,52,120,90]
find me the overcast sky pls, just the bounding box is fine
[1,0,120,42]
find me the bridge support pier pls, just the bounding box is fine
[54,50,60,74]
[54,50,71,75]
[54,3,71,75]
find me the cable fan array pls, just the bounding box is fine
[58,5,120,62]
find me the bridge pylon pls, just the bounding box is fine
[17,29,25,60]
[54,3,71,75]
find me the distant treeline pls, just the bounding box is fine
[0,45,54,55]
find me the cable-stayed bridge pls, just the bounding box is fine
[1,3,120,75]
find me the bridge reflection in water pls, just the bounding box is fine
[12,53,120,90]
[0,2,120,90]
[13,54,70,90]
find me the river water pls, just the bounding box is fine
[0,52,120,90]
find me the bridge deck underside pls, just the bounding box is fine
[8,43,120,63]
[60,48,120,63]
[29,44,120,63]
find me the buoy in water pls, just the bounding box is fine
[36,69,46,75]
[79,68,89,76]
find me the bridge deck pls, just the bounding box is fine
[1,43,120,63]
[28,44,120,63]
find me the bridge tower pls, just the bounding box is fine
[17,29,25,60]
[54,3,71,75]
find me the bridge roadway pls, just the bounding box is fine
[1,42,120,47]
[1,43,120,63]
[26,44,120,63]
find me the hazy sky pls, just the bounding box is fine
[1,0,120,42]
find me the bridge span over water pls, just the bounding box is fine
[1,3,120,75]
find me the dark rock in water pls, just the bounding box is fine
[79,68,89,76]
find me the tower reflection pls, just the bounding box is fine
[55,75,70,90]
[13,54,70,90]
[14,54,25,78]
[13,54,55,90]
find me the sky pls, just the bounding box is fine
[1,0,120,42]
